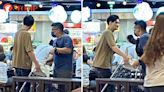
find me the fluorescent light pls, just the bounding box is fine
[24,4,32,7]
[107,1,115,5]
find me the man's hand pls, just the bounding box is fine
[34,62,41,72]
[50,48,55,55]
[132,61,139,69]
[123,56,129,64]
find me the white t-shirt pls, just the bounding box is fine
[83,63,90,87]
[0,62,8,83]
[35,44,53,64]
[75,56,82,77]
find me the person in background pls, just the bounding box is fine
[90,15,129,92]
[134,13,164,92]
[0,45,13,87]
[0,45,8,84]
[50,22,73,92]
[83,46,91,87]
[34,43,53,65]
[128,20,149,78]
[75,54,82,78]
[34,42,54,77]
[73,50,78,76]
[0,45,6,63]
[12,15,40,92]
[49,29,69,47]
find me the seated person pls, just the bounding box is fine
[0,45,12,85]
[75,55,82,78]
[34,43,54,77]
[34,43,53,65]
[83,46,91,87]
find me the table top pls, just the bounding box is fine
[96,78,144,83]
[12,76,81,83]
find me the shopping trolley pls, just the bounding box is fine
[18,66,47,92]
[100,60,142,92]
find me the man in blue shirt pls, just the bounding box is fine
[127,20,149,78]
[50,22,73,92]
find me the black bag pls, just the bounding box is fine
[7,69,15,78]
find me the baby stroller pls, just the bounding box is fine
[18,67,47,92]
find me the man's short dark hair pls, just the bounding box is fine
[23,15,34,26]
[107,15,119,25]
[134,20,147,31]
[51,22,64,32]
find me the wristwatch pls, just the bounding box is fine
[54,47,57,53]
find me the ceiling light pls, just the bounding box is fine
[82,7,90,22]
[123,1,127,5]
[39,4,43,8]
[107,1,115,10]
[96,3,101,7]
[49,5,67,23]
[71,10,81,24]
[133,2,153,21]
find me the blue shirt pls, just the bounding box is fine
[53,34,73,72]
[136,33,149,57]
[136,33,149,78]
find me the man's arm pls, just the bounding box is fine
[27,51,40,71]
[55,47,72,54]
[24,33,40,71]
[54,36,73,54]
[104,31,129,63]
[50,47,72,54]
[111,46,129,63]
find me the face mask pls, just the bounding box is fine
[134,32,138,36]
[51,32,56,37]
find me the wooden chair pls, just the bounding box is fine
[0,83,12,92]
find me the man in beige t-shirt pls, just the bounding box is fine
[12,15,40,92]
[90,15,129,92]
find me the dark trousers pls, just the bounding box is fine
[139,60,146,79]
[46,70,72,92]
[15,68,31,92]
[90,67,114,92]
[145,86,164,92]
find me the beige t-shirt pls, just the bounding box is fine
[144,56,164,87]
[12,27,33,69]
[92,29,116,69]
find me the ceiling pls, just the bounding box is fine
[1,0,164,11]
[2,0,81,11]
[83,0,164,9]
